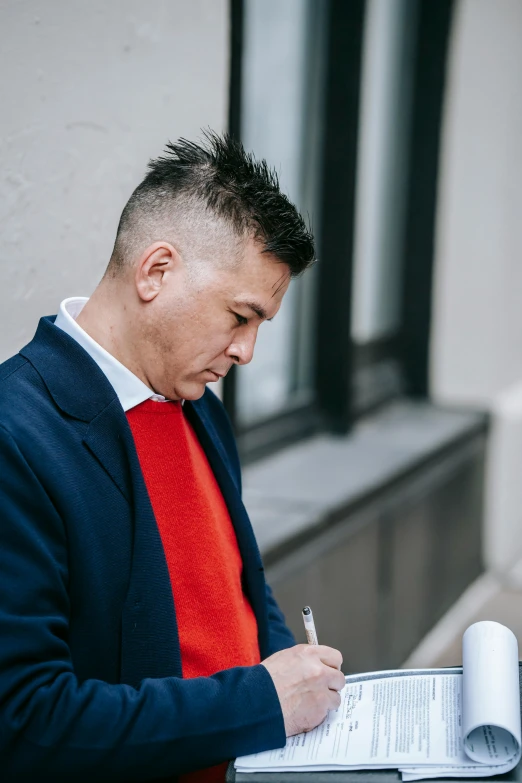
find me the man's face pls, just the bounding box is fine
[139,238,291,401]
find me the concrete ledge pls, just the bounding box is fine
[403,556,522,668]
[243,400,488,559]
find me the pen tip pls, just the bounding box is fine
[302,606,311,615]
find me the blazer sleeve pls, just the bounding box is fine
[0,425,286,782]
[265,583,297,654]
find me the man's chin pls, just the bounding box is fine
[175,381,208,401]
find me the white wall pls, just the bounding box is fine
[431,0,522,570]
[0,0,229,361]
[432,0,522,407]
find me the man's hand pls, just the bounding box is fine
[261,644,345,737]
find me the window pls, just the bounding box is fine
[235,0,326,431]
[225,0,328,458]
[226,0,454,460]
[350,0,417,414]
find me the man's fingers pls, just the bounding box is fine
[327,669,346,692]
[329,690,342,710]
[315,644,343,671]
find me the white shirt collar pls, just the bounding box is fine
[54,297,168,412]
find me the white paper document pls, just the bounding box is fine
[236,621,521,780]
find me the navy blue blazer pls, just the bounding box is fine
[0,316,295,782]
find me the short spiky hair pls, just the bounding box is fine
[108,131,315,276]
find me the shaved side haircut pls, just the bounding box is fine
[107,131,315,278]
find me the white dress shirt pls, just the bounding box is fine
[54,297,168,412]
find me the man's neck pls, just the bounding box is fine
[76,285,149,388]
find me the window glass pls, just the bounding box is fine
[236,0,325,426]
[351,0,416,344]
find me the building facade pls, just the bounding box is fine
[2,0,521,668]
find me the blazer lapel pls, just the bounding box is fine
[120,416,183,685]
[83,401,183,685]
[83,399,132,502]
[84,402,183,685]
[83,400,183,685]
[21,317,182,686]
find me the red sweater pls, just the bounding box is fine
[126,399,260,782]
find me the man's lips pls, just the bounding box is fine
[205,370,227,381]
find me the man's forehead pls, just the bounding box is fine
[240,240,290,283]
[223,244,290,305]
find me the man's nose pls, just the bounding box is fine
[226,327,258,366]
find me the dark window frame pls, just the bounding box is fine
[400,0,455,397]
[224,0,454,464]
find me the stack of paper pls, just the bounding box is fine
[236,622,521,781]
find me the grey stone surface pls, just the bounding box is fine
[243,401,486,556]
[432,589,522,668]
[241,491,323,553]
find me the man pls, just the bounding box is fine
[0,132,344,782]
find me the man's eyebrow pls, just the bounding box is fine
[236,300,273,321]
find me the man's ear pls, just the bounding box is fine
[134,242,180,302]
